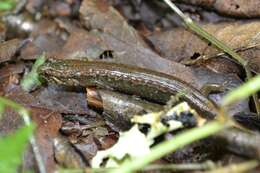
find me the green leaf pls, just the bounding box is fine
[0,0,16,11]
[0,124,34,173]
[21,54,46,91]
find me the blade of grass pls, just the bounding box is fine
[163,0,260,115]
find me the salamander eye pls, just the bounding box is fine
[99,50,114,59]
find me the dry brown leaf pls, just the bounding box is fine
[31,107,62,172]
[175,0,260,17]
[20,33,64,60]
[80,0,147,47]
[0,39,24,63]
[34,85,89,114]
[148,21,260,73]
